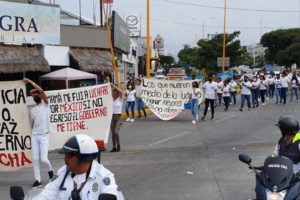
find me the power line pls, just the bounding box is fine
[153,0,300,13]
[140,16,292,30]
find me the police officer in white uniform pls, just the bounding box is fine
[33,134,118,200]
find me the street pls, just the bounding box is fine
[1,98,299,200]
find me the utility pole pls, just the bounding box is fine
[100,0,103,27]
[79,0,82,25]
[146,0,151,79]
[202,23,205,39]
[221,0,227,72]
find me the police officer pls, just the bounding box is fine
[33,134,118,200]
[273,115,300,173]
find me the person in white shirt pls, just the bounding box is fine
[216,78,223,107]
[267,74,275,98]
[229,77,238,105]
[239,75,252,111]
[290,72,299,101]
[23,78,54,188]
[189,81,201,124]
[251,77,260,108]
[135,78,147,119]
[280,72,290,105]
[259,75,267,105]
[222,80,231,111]
[110,86,123,152]
[124,83,136,122]
[201,76,217,120]
[275,74,282,104]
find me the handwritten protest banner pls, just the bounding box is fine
[0,81,32,171]
[142,79,197,120]
[46,84,113,150]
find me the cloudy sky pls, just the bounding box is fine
[44,0,300,56]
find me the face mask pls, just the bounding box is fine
[208,78,212,82]
[128,86,132,89]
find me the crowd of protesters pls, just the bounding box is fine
[197,70,300,124]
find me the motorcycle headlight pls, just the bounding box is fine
[266,190,287,200]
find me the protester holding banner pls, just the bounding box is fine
[190,81,201,124]
[201,76,217,120]
[110,86,123,152]
[135,78,147,119]
[23,78,54,188]
[125,83,136,122]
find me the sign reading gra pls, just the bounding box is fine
[0,1,60,45]
[0,81,32,172]
[142,79,193,120]
[46,84,113,150]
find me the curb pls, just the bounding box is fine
[121,108,153,120]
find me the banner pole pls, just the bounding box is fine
[146,0,151,79]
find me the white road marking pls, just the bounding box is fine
[149,131,190,146]
[214,114,236,123]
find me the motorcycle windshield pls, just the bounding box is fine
[263,156,294,192]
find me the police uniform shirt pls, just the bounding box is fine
[33,160,118,200]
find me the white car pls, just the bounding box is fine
[155,70,165,79]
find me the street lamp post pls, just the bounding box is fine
[146,0,151,79]
[221,0,227,72]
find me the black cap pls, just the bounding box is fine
[58,136,79,154]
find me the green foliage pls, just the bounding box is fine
[261,28,300,67]
[177,31,249,73]
[159,55,175,66]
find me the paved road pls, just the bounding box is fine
[1,97,299,200]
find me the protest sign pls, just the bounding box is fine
[142,79,196,120]
[46,84,113,150]
[0,81,32,171]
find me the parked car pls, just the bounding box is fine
[155,69,165,79]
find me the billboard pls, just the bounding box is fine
[112,11,130,53]
[125,15,141,37]
[0,1,60,45]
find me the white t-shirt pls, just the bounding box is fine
[31,103,51,135]
[229,81,237,92]
[113,97,123,114]
[216,82,223,94]
[281,77,289,88]
[125,89,136,102]
[222,85,230,97]
[203,81,217,99]
[251,80,260,89]
[241,81,252,95]
[260,80,267,90]
[191,88,201,99]
[135,85,142,98]
[275,79,282,88]
[267,77,275,85]
[291,79,298,88]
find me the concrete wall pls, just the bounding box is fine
[61,25,110,48]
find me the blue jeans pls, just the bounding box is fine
[275,88,282,103]
[240,94,251,110]
[191,98,199,119]
[281,87,288,104]
[251,89,259,107]
[136,98,147,118]
[260,90,266,103]
[125,101,135,118]
[230,91,237,105]
[291,87,299,101]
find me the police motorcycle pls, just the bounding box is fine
[239,154,300,200]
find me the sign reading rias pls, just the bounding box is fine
[0,81,32,172]
[142,79,194,120]
[46,84,113,150]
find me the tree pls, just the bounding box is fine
[177,31,249,73]
[261,28,300,67]
[159,55,175,66]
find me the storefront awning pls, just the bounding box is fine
[69,48,113,72]
[0,45,49,73]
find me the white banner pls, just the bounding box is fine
[142,79,195,120]
[46,84,113,150]
[0,81,32,172]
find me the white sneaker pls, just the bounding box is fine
[130,119,135,122]
[126,118,130,122]
[266,97,269,100]
[196,115,199,122]
[192,120,196,124]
